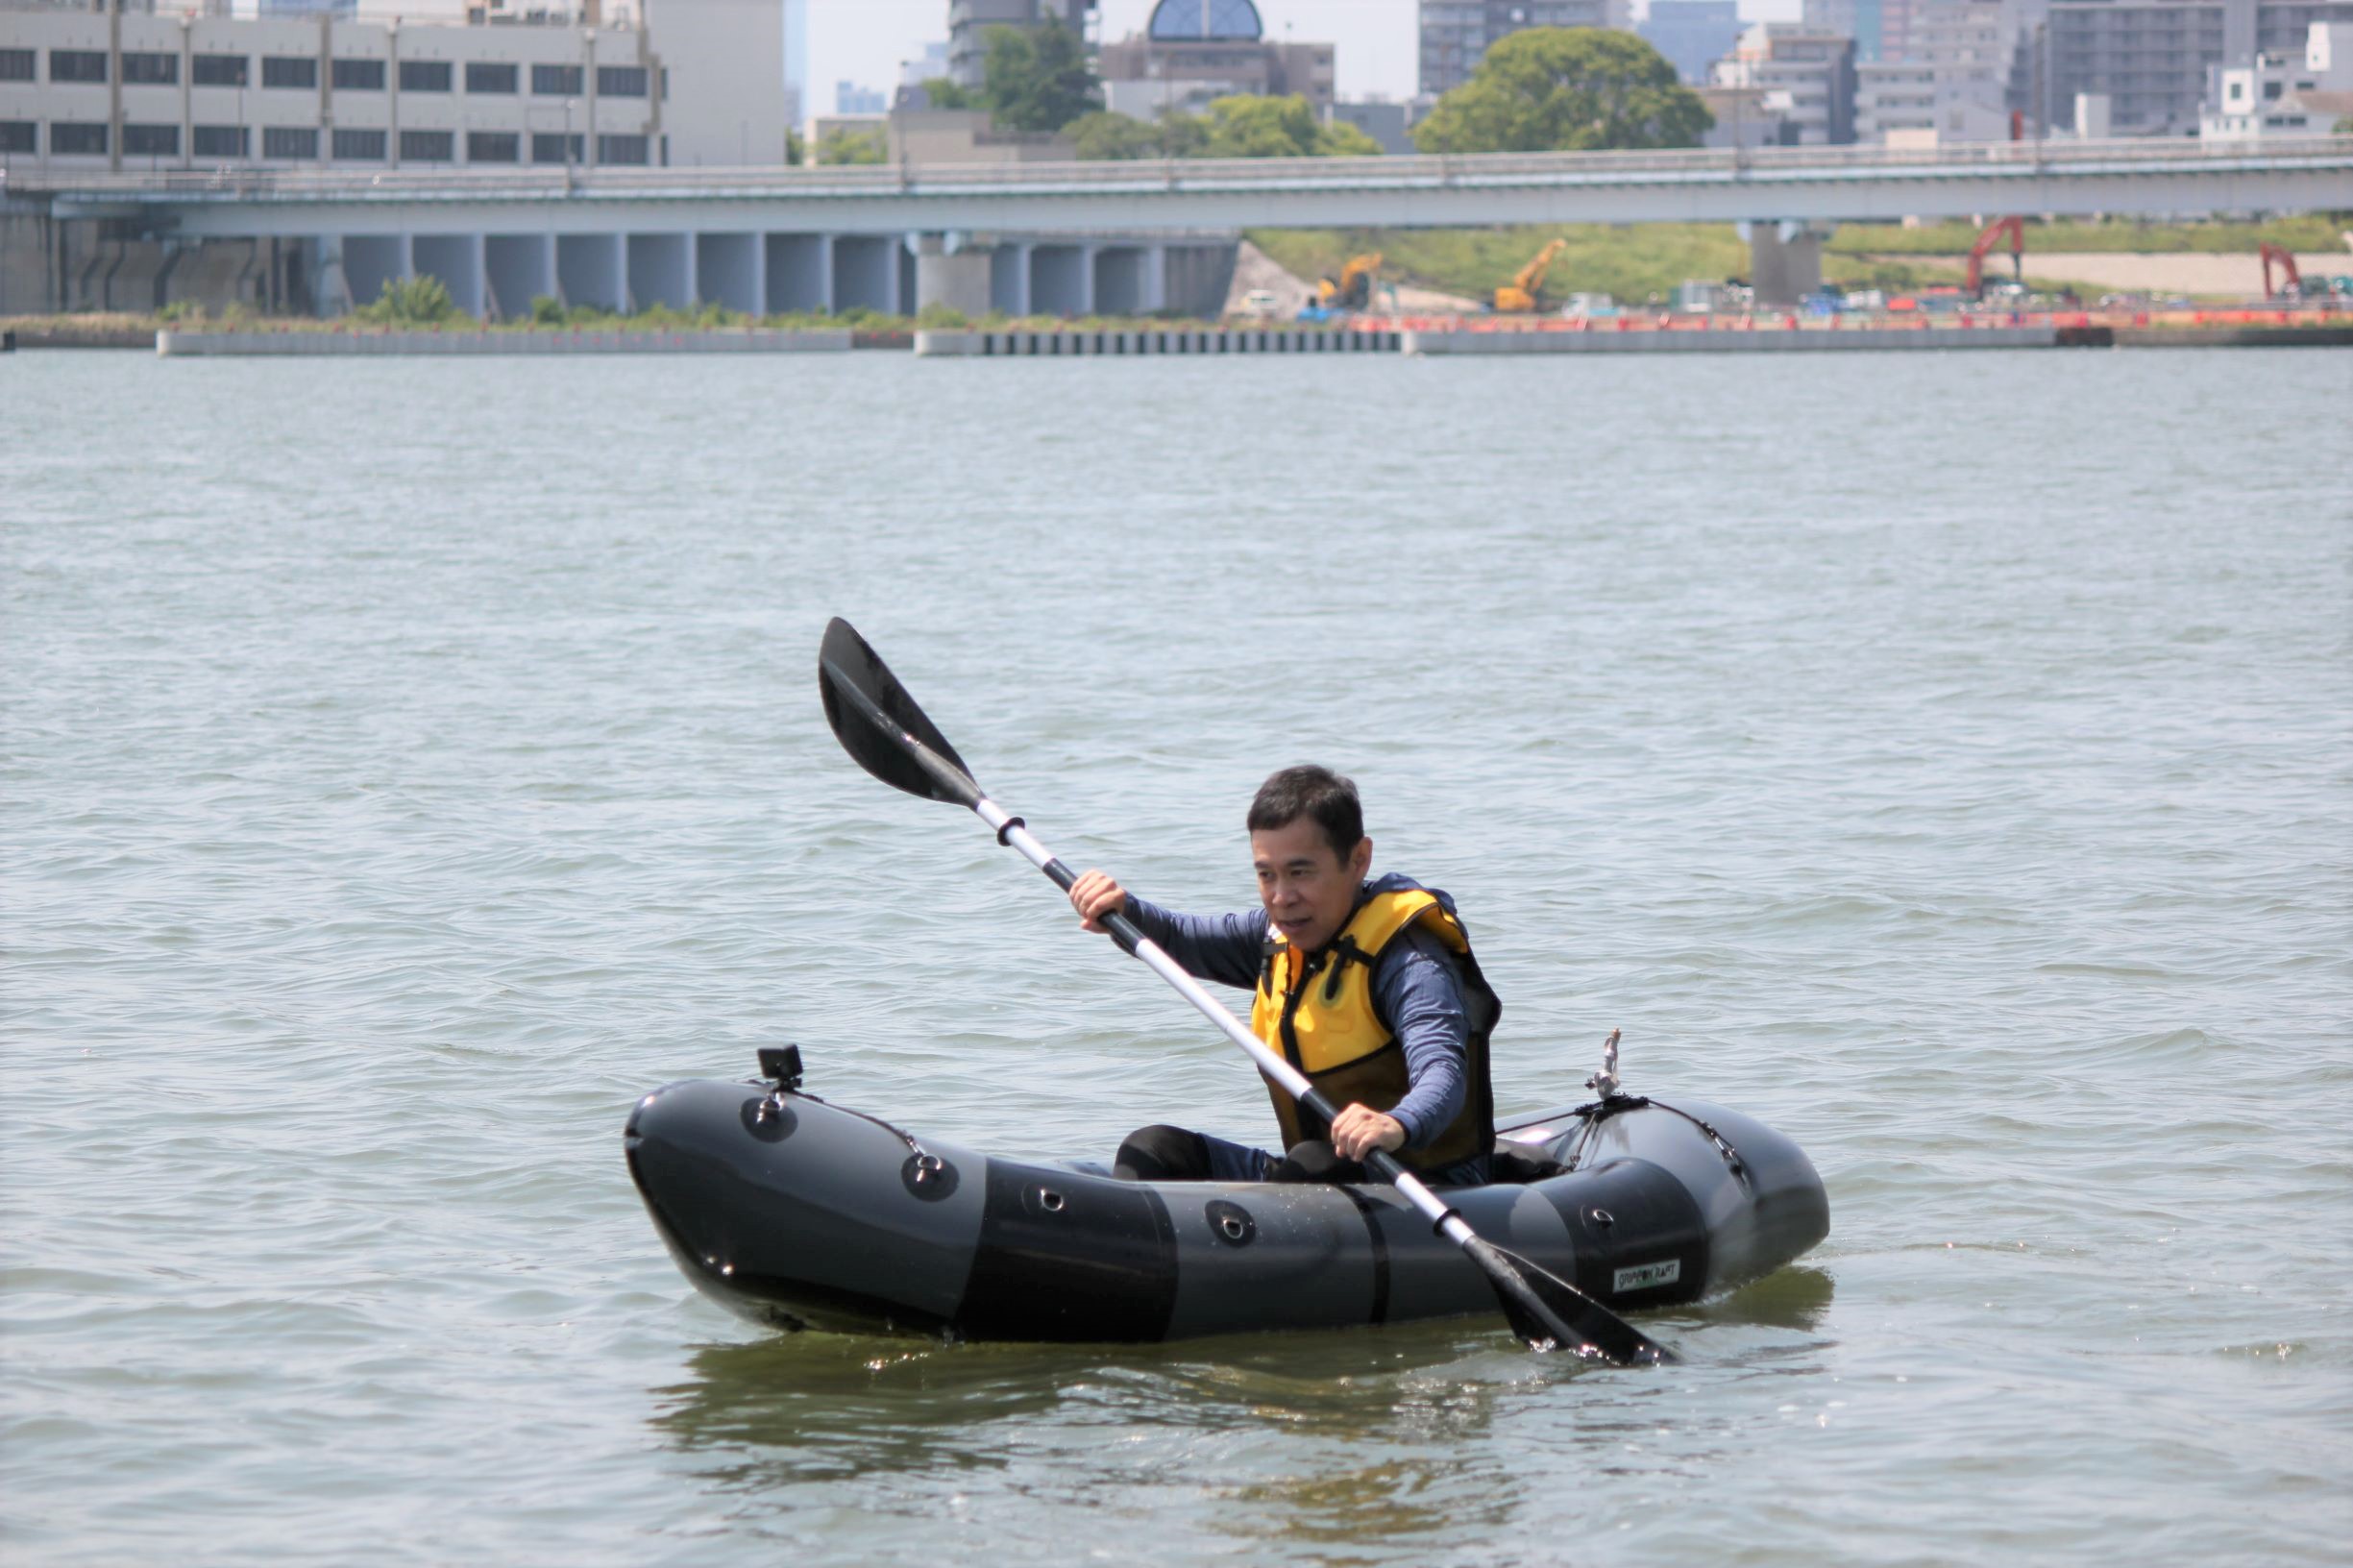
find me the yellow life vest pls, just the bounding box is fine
[1248,877,1500,1174]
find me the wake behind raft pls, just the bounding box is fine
[625,1037,1829,1344]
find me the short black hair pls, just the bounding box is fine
[1247,765,1362,860]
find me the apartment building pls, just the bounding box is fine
[1418,0,1633,99]
[0,0,789,171]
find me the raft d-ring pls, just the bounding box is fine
[1205,1199,1257,1246]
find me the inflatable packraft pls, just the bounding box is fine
[626,1047,1829,1343]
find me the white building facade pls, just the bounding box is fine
[0,0,787,173]
[2200,19,2353,135]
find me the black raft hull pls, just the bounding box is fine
[625,1080,1828,1343]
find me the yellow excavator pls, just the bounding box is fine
[1493,238,1568,314]
[1313,253,1383,311]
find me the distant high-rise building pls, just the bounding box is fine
[784,0,809,132]
[901,41,954,88]
[1640,0,1742,84]
[1418,1,1635,99]
[947,1,1097,89]
[837,81,889,115]
[2046,0,2353,134]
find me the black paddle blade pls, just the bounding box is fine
[1462,1237,1679,1365]
[818,618,984,809]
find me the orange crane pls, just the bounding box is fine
[1494,237,1568,313]
[2259,241,2302,299]
[1966,216,2024,298]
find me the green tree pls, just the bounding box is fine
[1194,94,1381,158]
[1318,120,1386,157]
[919,76,978,110]
[1413,27,1710,153]
[816,126,888,165]
[1067,110,1168,159]
[785,127,805,165]
[982,20,1102,132]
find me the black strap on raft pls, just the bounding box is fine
[1559,1093,1751,1189]
[795,1088,938,1162]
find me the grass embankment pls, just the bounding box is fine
[1248,215,2350,305]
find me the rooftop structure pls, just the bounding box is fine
[1098,0,1335,119]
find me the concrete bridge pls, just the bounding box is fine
[8,137,2349,317]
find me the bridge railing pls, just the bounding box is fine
[7,137,2350,202]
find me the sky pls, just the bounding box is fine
[806,0,1802,112]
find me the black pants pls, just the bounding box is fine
[1112,1123,1367,1185]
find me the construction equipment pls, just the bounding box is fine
[2259,241,2302,299]
[1494,237,1568,313]
[1966,216,2024,299]
[1313,253,1383,311]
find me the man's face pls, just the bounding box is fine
[1251,817,1373,953]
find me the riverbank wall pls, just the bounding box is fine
[156,328,855,356]
[914,328,1401,356]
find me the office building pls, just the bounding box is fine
[1854,0,2028,140]
[1711,23,1858,143]
[1639,0,1741,84]
[947,1,1095,90]
[1418,1,1633,99]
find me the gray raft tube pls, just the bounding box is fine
[625,1068,1829,1344]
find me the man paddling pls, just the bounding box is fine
[1066,765,1500,1188]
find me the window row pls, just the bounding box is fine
[9,120,650,164]
[9,48,646,96]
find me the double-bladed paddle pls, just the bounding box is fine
[818,617,1678,1365]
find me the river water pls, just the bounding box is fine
[4,346,2348,1565]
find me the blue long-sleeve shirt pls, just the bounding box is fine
[1121,891,1471,1152]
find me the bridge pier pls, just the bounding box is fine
[1032,243,1091,316]
[485,233,555,321]
[767,233,832,313]
[558,233,625,311]
[341,233,408,313]
[832,234,898,314]
[1744,221,1834,309]
[413,233,486,318]
[913,233,993,318]
[698,232,764,316]
[993,242,1034,315]
[627,233,695,311]
[1094,245,1149,315]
